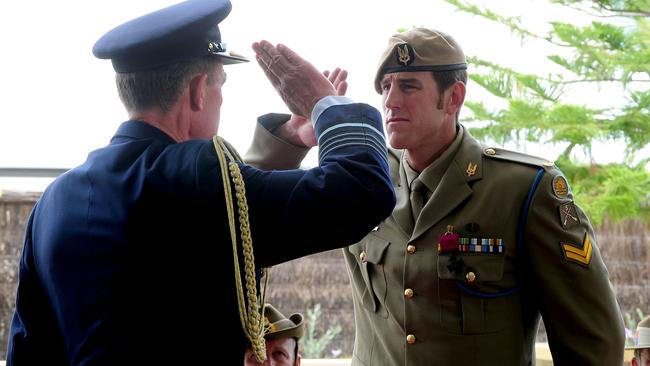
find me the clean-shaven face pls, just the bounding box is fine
[381,71,450,151]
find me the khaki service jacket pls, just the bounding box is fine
[246,118,625,366]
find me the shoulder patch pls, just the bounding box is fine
[552,175,570,198]
[482,147,555,171]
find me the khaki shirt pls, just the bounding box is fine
[246,119,625,366]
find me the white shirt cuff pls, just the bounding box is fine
[311,96,356,125]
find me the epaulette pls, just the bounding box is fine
[482,147,556,172]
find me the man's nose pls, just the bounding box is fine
[383,85,402,110]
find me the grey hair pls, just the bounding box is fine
[116,56,221,114]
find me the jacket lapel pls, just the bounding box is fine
[385,148,415,236]
[410,128,484,242]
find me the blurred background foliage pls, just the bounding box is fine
[445,0,649,224]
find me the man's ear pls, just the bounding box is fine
[189,73,209,111]
[446,81,466,116]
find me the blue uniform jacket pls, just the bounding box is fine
[7,103,395,365]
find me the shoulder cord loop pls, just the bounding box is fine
[213,136,269,363]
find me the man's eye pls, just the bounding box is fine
[273,350,288,359]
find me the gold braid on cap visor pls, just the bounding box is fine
[213,136,270,363]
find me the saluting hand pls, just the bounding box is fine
[279,68,349,148]
[253,40,337,119]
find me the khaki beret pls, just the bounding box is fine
[263,304,304,341]
[374,28,467,93]
[627,315,650,350]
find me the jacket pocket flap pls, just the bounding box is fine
[438,253,505,283]
[363,235,390,264]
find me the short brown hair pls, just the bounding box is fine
[432,69,467,121]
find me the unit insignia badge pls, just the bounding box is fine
[466,162,477,177]
[558,202,580,229]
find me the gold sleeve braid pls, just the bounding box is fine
[213,136,269,363]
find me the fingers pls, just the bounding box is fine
[276,43,303,67]
[328,68,341,83]
[255,55,281,87]
[335,69,348,84]
[252,40,289,79]
[253,42,281,87]
[328,68,348,96]
[252,40,338,116]
[337,80,348,96]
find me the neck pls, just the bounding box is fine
[130,104,191,143]
[405,122,458,173]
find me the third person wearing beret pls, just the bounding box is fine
[246,27,625,365]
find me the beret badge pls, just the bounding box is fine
[396,44,414,66]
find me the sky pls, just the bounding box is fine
[0,0,635,191]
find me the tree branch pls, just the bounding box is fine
[561,3,627,17]
[599,5,650,17]
[557,78,650,84]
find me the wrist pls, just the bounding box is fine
[275,121,307,147]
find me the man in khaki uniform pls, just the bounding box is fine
[245,28,625,365]
[244,304,305,366]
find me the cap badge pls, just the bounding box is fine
[396,44,414,66]
[263,316,276,334]
[207,41,226,54]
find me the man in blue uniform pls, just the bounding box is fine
[6,1,395,364]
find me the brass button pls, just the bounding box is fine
[404,288,414,299]
[406,334,416,344]
[465,271,476,283]
[360,251,367,262]
[406,245,416,254]
[485,148,496,156]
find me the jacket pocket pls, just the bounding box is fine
[437,252,518,334]
[347,235,390,318]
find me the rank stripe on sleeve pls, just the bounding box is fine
[560,233,593,267]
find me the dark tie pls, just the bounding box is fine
[410,178,428,220]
